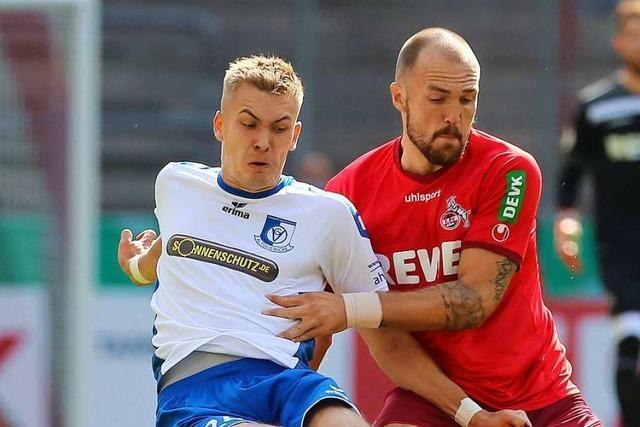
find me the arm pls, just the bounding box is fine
[378,248,517,330]
[268,247,517,339]
[268,155,540,338]
[360,328,531,427]
[117,228,162,286]
[554,104,592,273]
[307,335,332,371]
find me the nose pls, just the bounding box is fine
[443,109,462,126]
[253,128,270,151]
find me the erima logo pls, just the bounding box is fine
[498,170,526,223]
[222,201,249,219]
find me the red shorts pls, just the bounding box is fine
[373,388,601,427]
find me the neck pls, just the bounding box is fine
[620,68,640,93]
[400,135,443,175]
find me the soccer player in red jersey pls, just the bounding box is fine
[267,28,602,427]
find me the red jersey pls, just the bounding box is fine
[326,128,579,410]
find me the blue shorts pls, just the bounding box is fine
[155,346,357,427]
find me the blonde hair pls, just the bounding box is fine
[616,0,640,31]
[223,55,304,107]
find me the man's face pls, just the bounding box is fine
[393,53,479,166]
[614,18,640,74]
[214,83,302,192]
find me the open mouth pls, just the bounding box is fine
[249,161,269,168]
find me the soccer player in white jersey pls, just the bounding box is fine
[118,55,531,427]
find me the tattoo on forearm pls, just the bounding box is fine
[491,258,517,303]
[438,281,485,329]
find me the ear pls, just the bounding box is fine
[390,81,407,113]
[213,111,223,142]
[611,35,623,57]
[290,121,302,152]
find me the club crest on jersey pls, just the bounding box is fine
[255,215,297,253]
[440,196,470,231]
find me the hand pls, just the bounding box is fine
[264,292,348,341]
[553,210,583,274]
[117,228,158,276]
[469,409,532,427]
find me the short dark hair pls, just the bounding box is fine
[395,36,427,77]
[394,28,477,80]
[615,0,640,31]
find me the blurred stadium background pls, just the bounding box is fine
[0,0,624,426]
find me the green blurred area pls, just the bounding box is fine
[537,217,603,297]
[0,214,604,296]
[0,214,157,288]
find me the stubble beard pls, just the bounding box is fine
[406,109,467,167]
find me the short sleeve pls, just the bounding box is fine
[315,194,389,294]
[462,153,542,267]
[154,162,178,223]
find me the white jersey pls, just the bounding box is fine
[151,162,387,375]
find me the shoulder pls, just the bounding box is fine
[578,74,619,105]
[470,129,541,178]
[157,161,218,183]
[285,180,358,217]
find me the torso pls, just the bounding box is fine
[327,129,578,410]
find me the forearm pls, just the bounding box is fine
[379,252,517,331]
[308,335,332,371]
[359,328,466,417]
[557,159,583,209]
[379,280,485,331]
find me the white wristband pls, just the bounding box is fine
[342,292,382,329]
[454,398,483,427]
[128,256,153,285]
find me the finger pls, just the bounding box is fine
[514,410,531,427]
[289,326,324,342]
[121,229,133,244]
[135,229,148,240]
[140,229,157,239]
[263,306,304,321]
[278,320,317,341]
[140,229,158,246]
[267,294,306,308]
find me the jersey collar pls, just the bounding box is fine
[217,173,294,199]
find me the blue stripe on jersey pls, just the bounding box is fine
[152,281,164,387]
[217,173,294,199]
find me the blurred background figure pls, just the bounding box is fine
[555,1,640,426]
[294,151,335,188]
